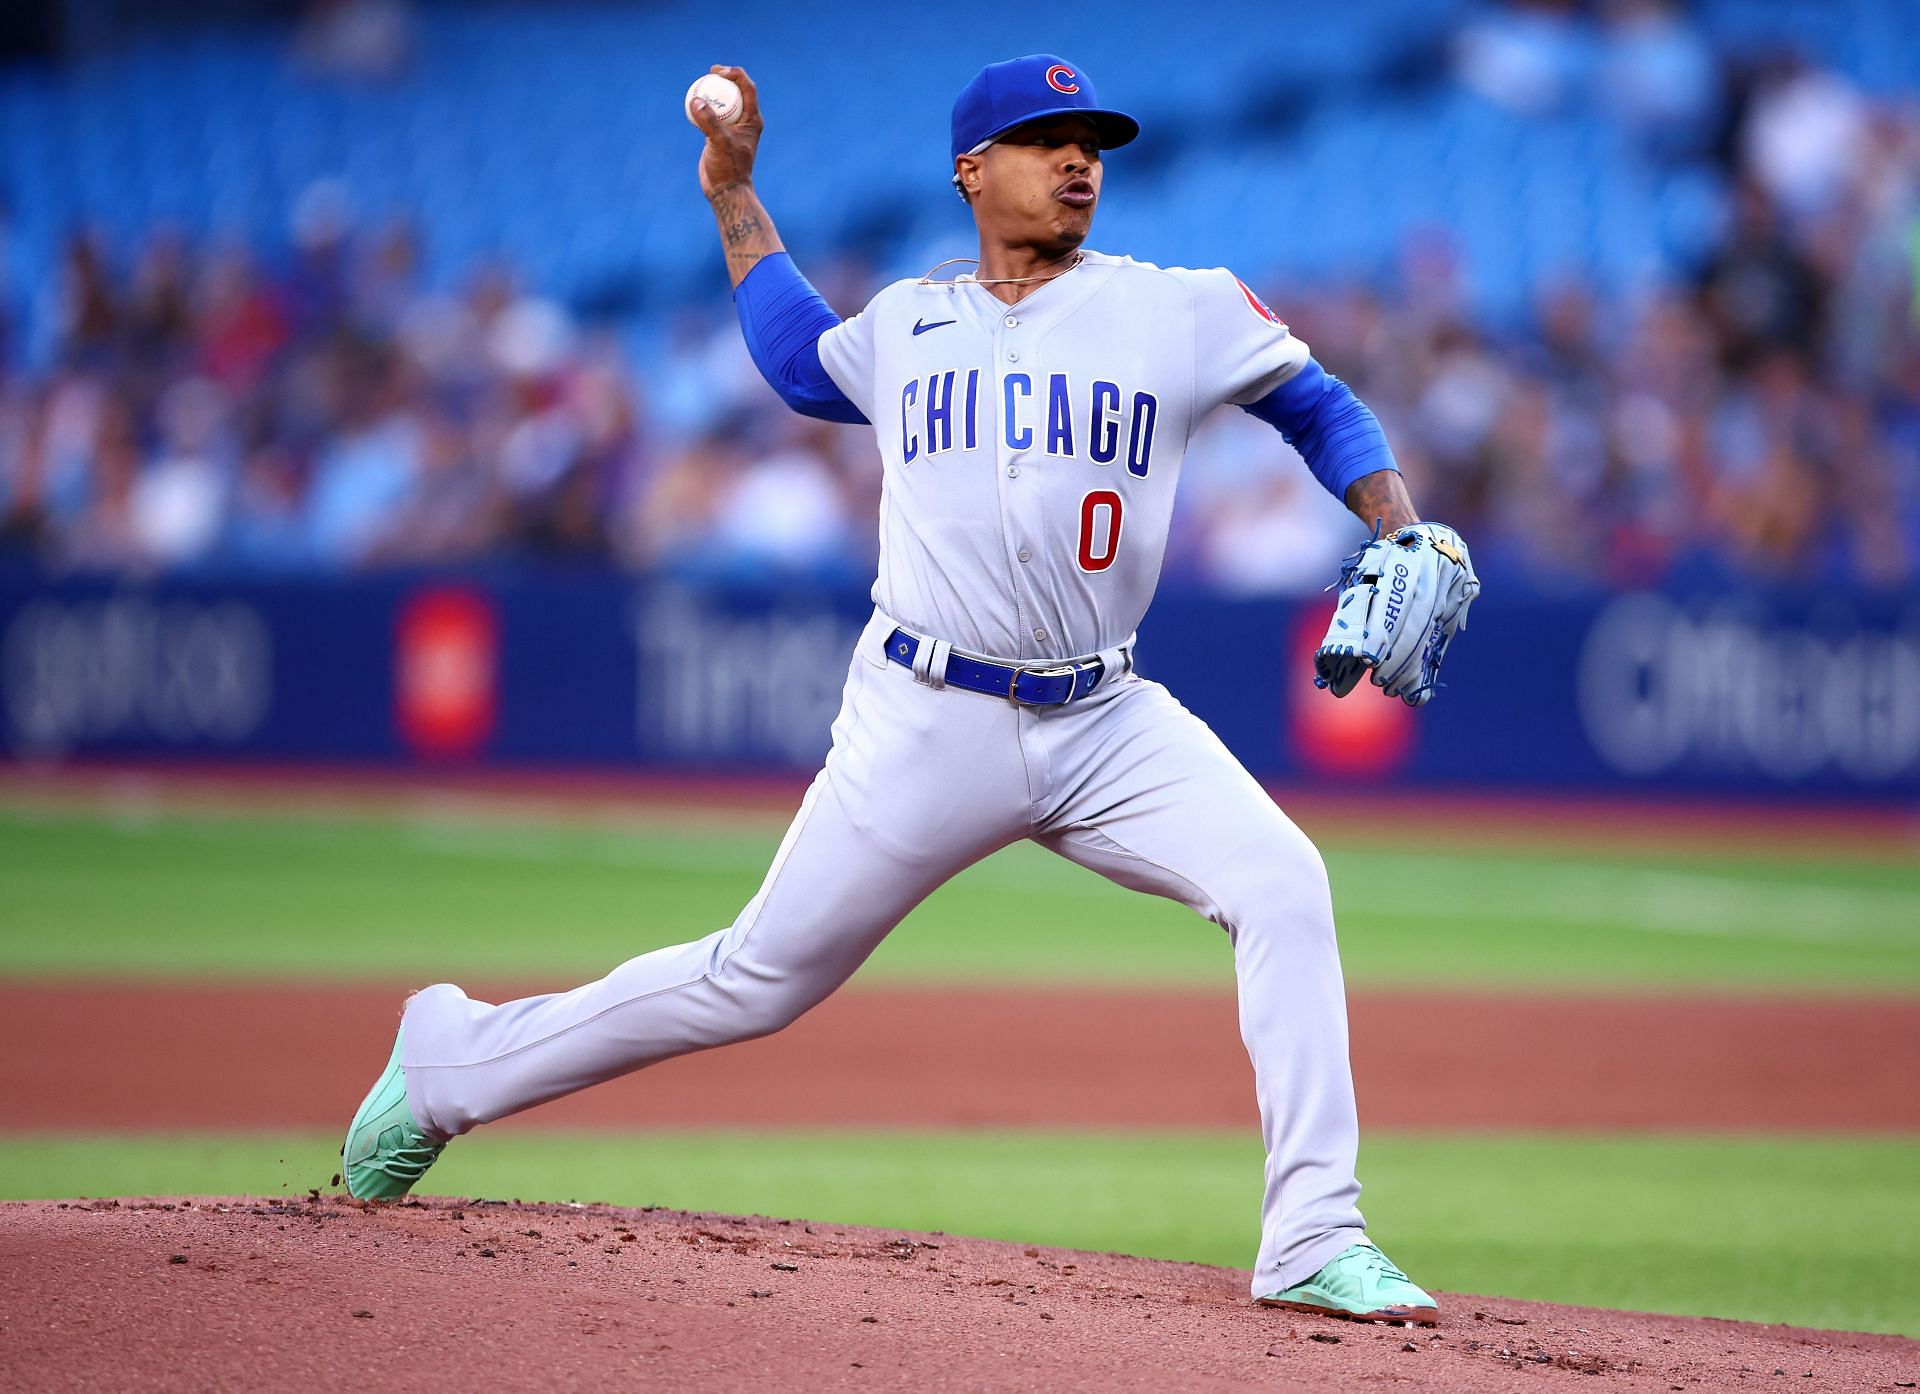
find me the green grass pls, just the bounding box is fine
[2,1129,1914,1337]
[3,802,1920,990]
[4,806,1919,988]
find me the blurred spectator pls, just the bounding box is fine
[198,246,288,393]
[709,438,855,574]
[61,393,142,571]
[305,338,422,565]
[1176,411,1363,595]
[1699,180,1826,370]
[55,233,118,366]
[131,377,231,568]
[1741,53,1870,223]
[226,445,311,571]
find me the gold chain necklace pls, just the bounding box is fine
[919,250,1086,286]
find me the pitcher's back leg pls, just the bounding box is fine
[400,643,1032,1138]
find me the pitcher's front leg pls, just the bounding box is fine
[1219,817,1370,1296]
[1033,680,1368,1296]
[1043,807,1365,1294]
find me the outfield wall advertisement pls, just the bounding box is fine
[2,570,1915,802]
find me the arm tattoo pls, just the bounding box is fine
[708,181,785,288]
[1343,468,1420,534]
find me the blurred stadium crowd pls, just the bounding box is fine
[0,0,1916,593]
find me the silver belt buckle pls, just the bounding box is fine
[1007,661,1085,707]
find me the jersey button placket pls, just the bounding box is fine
[1010,318,1051,659]
[996,312,1037,659]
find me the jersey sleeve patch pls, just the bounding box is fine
[1234,275,1286,329]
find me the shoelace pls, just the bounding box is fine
[1357,1247,1412,1283]
[375,1136,445,1180]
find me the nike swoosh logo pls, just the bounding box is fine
[911,318,956,336]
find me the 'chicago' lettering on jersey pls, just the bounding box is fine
[901,369,1156,474]
[901,369,982,463]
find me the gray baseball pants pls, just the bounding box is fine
[401,608,1368,1296]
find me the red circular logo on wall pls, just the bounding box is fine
[396,587,499,759]
[1288,608,1416,778]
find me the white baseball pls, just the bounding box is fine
[685,74,744,127]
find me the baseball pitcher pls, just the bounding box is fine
[344,54,1479,1326]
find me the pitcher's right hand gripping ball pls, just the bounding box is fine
[1315,522,1480,707]
[687,65,763,198]
[685,72,743,126]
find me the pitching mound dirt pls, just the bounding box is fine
[2,1198,1913,1392]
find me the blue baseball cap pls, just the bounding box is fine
[949,55,1139,166]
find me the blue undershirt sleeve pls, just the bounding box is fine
[1239,357,1398,502]
[732,253,869,425]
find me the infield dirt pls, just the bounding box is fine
[3,1196,1915,1393]
[6,982,1918,1132]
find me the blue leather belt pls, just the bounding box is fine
[883,627,1107,707]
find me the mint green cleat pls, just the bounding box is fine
[341,1026,446,1200]
[1257,1240,1440,1326]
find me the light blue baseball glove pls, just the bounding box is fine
[1314,522,1480,707]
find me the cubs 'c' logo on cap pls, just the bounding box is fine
[1045,64,1079,94]
[1234,275,1285,328]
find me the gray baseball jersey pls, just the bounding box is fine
[817,252,1312,660]
[398,251,1372,1300]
